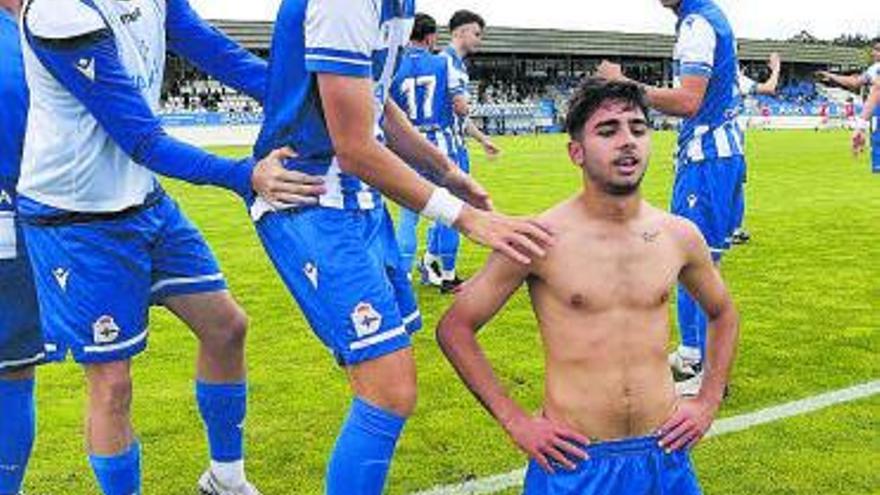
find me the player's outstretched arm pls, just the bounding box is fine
[23,23,319,205]
[815,71,865,92]
[596,61,708,118]
[319,73,552,264]
[437,253,588,472]
[165,0,268,102]
[659,220,739,452]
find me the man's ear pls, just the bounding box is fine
[568,140,585,168]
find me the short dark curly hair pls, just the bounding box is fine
[449,10,485,32]
[411,13,437,42]
[564,78,650,140]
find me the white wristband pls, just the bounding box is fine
[855,117,869,131]
[421,188,464,227]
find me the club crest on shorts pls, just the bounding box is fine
[92,315,121,344]
[687,194,698,209]
[351,302,382,338]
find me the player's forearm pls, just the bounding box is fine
[382,101,456,179]
[466,119,489,144]
[756,71,780,95]
[828,73,864,92]
[700,303,740,406]
[643,86,702,118]
[437,315,527,427]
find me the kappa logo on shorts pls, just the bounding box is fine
[303,262,318,289]
[351,302,382,338]
[0,189,11,206]
[92,315,121,344]
[687,194,698,209]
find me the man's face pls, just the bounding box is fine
[456,23,484,55]
[872,43,880,63]
[568,101,651,197]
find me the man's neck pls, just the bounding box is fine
[450,40,466,59]
[580,183,642,223]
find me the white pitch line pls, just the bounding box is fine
[412,380,880,495]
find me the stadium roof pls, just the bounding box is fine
[213,21,867,70]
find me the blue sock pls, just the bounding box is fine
[196,381,246,463]
[677,284,707,360]
[0,378,35,495]
[88,441,141,495]
[326,397,406,495]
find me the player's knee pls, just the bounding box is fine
[378,380,417,418]
[88,366,133,415]
[205,304,249,350]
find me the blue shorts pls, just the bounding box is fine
[254,205,421,366]
[0,217,45,372]
[671,156,746,261]
[523,436,701,495]
[21,192,227,364]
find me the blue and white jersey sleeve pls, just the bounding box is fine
[445,54,467,97]
[304,0,376,78]
[862,63,880,85]
[737,69,758,96]
[166,0,268,102]
[24,27,255,198]
[675,15,716,79]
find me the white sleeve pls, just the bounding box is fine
[304,0,377,78]
[26,0,107,39]
[862,63,880,85]
[444,53,466,95]
[676,15,716,78]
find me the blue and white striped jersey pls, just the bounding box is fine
[390,45,458,166]
[672,0,742,164]
[255,0,416,211]
[440,45,470,150]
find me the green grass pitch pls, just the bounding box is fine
[24,130,879,494]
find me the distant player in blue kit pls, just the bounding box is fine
[0,1,44,493]
[437,78,739,495]
[390,13,463,286]
[838,39,880,173]
[599,0,745,396]
[17,0,322,493]
[731,51,780,245]
[252,0,553,492]
[419,10,502,292]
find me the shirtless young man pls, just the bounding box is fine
[437,78,740,493]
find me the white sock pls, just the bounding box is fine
[422,252,441,269]
[211,459,246,487]
[677,345,702,362]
